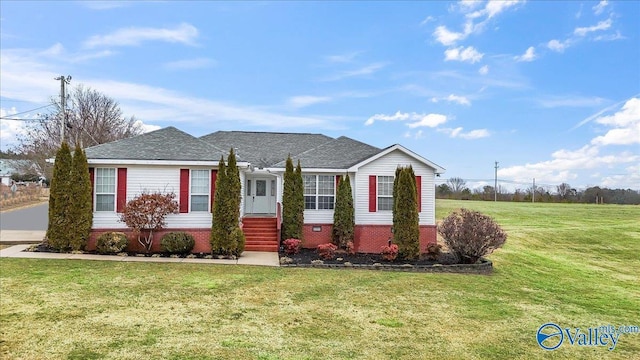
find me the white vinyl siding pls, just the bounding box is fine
[355,149,436,225]
[92,165,213,229]
[190,169,209,212]
[95,168,116,212]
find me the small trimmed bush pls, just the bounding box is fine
[380,244,399,261]
[160,232,195,254]
[96,232,129,254]
[283,238,302,255]
[317,243,337,260]
[423,243,442,260]
[438,208,507,264]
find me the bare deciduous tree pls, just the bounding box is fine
[14,85,142,180]
[446,177,468,194]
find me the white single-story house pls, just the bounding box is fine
[83,127,445,253]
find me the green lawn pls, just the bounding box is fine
[1,200,639,359]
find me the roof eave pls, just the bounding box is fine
[347,144,446,173]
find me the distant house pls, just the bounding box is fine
[83,127,445,253]
[0,159,40,186]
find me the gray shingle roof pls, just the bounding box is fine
[272,136,381,169]
[199,131,334,168]
[85,127,231,161]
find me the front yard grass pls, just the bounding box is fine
[1,200,639,359]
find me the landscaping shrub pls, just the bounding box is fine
[96,232,129,254]
[423,243,442,260]
[282,238,302,255]
[438,208,507,264]
[211,149,244,256]
[68,146,92,251]
[160,232,195,254]
[47,142,73,251]
[119,192,179,253]
[332,174,354,248]
[317,243,337,260]
[393,166,420,260]
[346,241,355,255]
[380,244,399,261]
[282,156,304,240]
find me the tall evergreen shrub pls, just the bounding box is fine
[68,146,93,251]
[47,142,73,251]
[210,149,244,256]
[393,166,420,260]
[332,174,354,248]
[281,156,298,240]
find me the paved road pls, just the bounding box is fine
[0,203,48,230]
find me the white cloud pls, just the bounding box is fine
[437,126,490,139]
[483,0,522,19]
[538,95,606,108]
[287,95,332,109]
[444,46,484,63]
[500,98,640,187]
[325,51,361,63]
[84,23,199,48]
[458,0,483,11]
[407,114,448,128]
[0,108,28,150]
[163,58,216,70]
[594,31,624,42]
[431,94,471,106]
[590,98,640,146]
[321,62,388,81]
[515,46,536,62]
[459,128,490,139]
[404,130,424,139]
[593,0,609,15]
[547,39,569,52]
[365,112,447,128]
[433,25,468,46]
[478,65,489,75]
[365,111,411,125]
[420,16,435,26]
[574,18,612,36]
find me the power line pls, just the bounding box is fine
[2,104,53,117]
[0,117,47,122]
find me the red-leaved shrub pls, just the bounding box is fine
[380,244,399,261]
[317,243,337,260]
[438,208,507,264]
[346,241,356,255]
[283,238,302,255]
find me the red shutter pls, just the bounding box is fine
[179,169,189,213]
[88,168,95,211]
[336,175,341,191]
[416,176,422,212]
[116,168,127,213]
[368,175,377,212]
[210,169,217,211]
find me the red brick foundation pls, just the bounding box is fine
[301,224,334,249]
[89,228,212,253]
[301,224,437,254]
[354,225,437,253]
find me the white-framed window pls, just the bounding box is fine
[303,175,335,210]
[95,168,116,212]
[377,176,394,211]
[191,169,209,212]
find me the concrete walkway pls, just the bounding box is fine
[0,244,280,267]
[0,230,46,245]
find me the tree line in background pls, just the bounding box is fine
[437,177,640,205]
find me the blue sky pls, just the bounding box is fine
[1,1,639,191]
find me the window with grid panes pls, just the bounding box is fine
[95,168,116,211]
[303,175,335,210]
[191,170,209,211]
[377,176,394,211]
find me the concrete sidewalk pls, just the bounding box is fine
[0,230,46,245]
[0,245,280,267]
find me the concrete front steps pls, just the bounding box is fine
[242,217,279,252]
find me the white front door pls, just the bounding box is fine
[245,177,276,214]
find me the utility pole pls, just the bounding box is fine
[494,161,499,202]
[532,178,535,203]
[54,75,71,145]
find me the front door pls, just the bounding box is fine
[245,177,276,214]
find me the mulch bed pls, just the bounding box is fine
[280,248,493,274]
